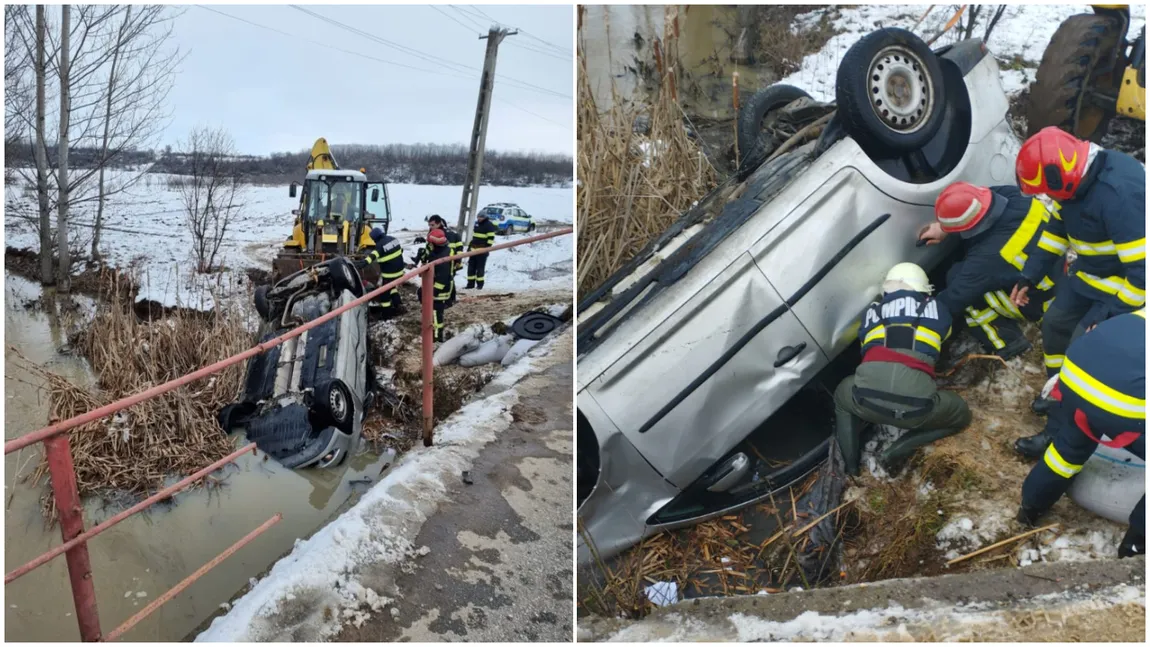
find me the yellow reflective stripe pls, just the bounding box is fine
[378,248,403,263]
[473,232,495,239]
[1068,236,1117,256]
[1000,199,1050,270]
[1043,444,1083,479]
[434,282,447,289]
[381,270,405,279]
[1118,279,1146,307]
[1134,309,1147,319]
[914,327,942,351]
[1076,271,1125,296]
[965,307,1005,349]
[1116,238,1146,263]
[985,291,1023,320]
[1038,276,1055,290]
[863,325,886,345]
[1061,356,1146,419]
[1044,354,1064,369]
[1037,231,1069,255]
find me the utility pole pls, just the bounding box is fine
[457,26,516,246]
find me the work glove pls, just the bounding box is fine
[1118,527,1144,558]
[1015,504,1043,527]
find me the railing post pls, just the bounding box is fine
[421,268,435,446]
[44,435,101,642]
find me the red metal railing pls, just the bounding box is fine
[4,227,572,641]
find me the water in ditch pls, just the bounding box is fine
[3,272,393,642]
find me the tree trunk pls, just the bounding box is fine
[92,7,129,264]
[57,4,72,293]
[34,5,53,285]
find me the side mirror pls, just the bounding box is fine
[371,188,380,201]
[291,209,300,216]
[289,183,297,198]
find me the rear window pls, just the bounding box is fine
[485,207,503,216]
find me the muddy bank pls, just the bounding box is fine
[580,556,1146,642]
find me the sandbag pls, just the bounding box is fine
[1067,441,1145,524]
[501,338,541,367]
[432,324,487,367]
[459,335,514,367]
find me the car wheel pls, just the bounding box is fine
[836,27,946,153]
[218,402,256,434]
[329,258,364,298]
[316,380,354,431]
[1027,14,1126,143]
[736,84,812,174]
[254,285,272,320]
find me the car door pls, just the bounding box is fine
[748,165,934,357]
[585,251,827,488]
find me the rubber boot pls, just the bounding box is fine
[1031,395,1056,416]
[995,336,1032,362]
[1119,526,1145,558]
[834,409,867,477]
[879,427,961,475]
[1016,504,1044,527]
[466,281,475,289]
[1013,430,1053,458]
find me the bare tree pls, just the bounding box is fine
[5,6,34,169]
[57,4,72,293]
[34,5,54,285]
[178,127,245,273]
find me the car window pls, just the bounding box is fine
[365,182,389,223]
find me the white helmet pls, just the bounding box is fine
[883,262,933,295]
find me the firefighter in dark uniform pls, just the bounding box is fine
[835,263,972,475]
[414,228,453,342]
[1010,127,1145,414]
[467,210,497,289]
[1015,308,1145,558]
[417,215,461,307]
[921,182,1062,360]
[359,227,406,318]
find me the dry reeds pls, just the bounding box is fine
[18,273,249,523]
[576,14,718,300]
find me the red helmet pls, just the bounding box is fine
[428,228,448,246]
[935,182,993,233]
[1015,126,1091,202]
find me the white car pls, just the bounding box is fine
[576,29,1022,563]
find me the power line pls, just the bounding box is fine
[429,6,567,62]
[428,5,480,36]
[289,5,572,100]
[492,96,569,130]
[459,5,571,56]
[504,39,571,62]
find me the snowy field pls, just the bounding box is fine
[782,4,1147,100]
[4,171,573,308]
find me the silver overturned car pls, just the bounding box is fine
[219,258,371,469]
[577,29,1023,562]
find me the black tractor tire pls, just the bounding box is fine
[835,27,947,153]
[254,285,272,320]
[1027,14,1127,143]
[736,84,812,175]
[315,380,355,431]
[329,258,365,298]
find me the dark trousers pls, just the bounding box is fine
[1021,402,1145,535]
[468,252,489,288]
[416,287,447,342]
[370,287,401,318]
[947,262,1057,355]
[1041,280,1106,377]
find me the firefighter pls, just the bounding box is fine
[414,228,453,342]
[834,263,972,475]
[467,210,497,289]
[427,215,463,306]
[1009,127,1145,414]
[919,182,1061,360]
[359,227,406,318]
[1014,309,1145,557]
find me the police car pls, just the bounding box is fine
[481,203,536,234]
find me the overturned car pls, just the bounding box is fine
[219,258,371,469]
[577,29,1023,562]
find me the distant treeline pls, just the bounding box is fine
[4,141,573,187]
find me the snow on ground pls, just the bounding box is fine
[783,4,1147,101]
[195,332,567,642]
[4,170,572,308]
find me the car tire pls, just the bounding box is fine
[329,258,364,298]
[218,402,255,434]
[1026,14,1126,143]
[254,285,272,320]
[835,27,947,153]
[315,380,355,431]
[736,84,812,174]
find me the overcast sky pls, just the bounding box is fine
[165,4,573,156]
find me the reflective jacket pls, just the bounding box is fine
[860,289,953,365]
[935,186,1057,318]
[470,218,498,250]
[428,245,453,300]
[1056,308,1146,441]
[1022,150,1146,316]
[415,230,462,271]
[364,232,406,284]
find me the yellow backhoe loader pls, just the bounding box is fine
[274,138,393,281]
[1027,4,1145,142]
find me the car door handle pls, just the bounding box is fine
[774,342,807,368]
